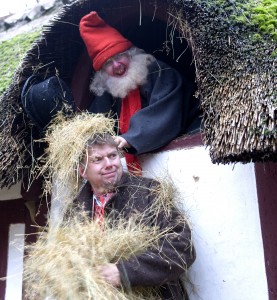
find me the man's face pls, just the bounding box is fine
[79,144,123,194]
[90,49,153,99]
[102,52,130,77]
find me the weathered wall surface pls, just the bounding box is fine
[140,146,268,300]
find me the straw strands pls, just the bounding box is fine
[149,174,183,219]
[24,212,165,300]
[173,1,276,163]
[39,112,116,196]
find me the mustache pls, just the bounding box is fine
[90,52,155,98]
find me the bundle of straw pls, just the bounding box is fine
[24,212,164,300]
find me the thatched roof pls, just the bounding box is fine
[0,0,276,188]
[193,0,276,163]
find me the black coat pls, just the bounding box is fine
[89,59,199,154]
[78,173,196,299]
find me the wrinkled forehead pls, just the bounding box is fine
[82,143,118,159]
[90,144,117,154]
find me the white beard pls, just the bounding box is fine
[90,50,155,98]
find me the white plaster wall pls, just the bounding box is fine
[5,223,25,300]
[140,146,268,300]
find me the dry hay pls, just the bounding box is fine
[149,174,183,218]
[38,111,116,197]
[23,174,192,299]
[24,211,166,300]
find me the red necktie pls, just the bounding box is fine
[93,192,113,224]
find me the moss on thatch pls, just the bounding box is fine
[173,0,276,162]
[0,30,41,96]
[232,0,277,42]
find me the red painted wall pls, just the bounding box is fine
[0,178,47,299]
[0,199,26,298]
[255,162,277,300]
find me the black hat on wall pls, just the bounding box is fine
[21,75,75,130]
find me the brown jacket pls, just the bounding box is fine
[78,172,195,299]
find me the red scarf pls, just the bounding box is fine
[120,88,142,175]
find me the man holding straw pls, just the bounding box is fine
[25,113,195,300]
[77,132,195,299]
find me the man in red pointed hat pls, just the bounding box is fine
[79,11,200,171]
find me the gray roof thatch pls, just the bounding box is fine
[0,0,276,188]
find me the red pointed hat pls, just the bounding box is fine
[79,11,133,71]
